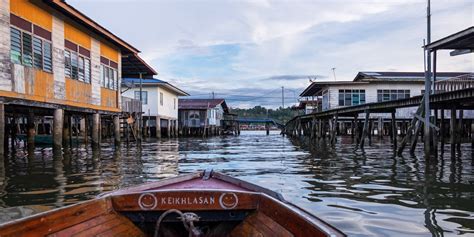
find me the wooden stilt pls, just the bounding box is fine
[440,109,445,153]
[63,113,70,147]
[92,113,100,147]
[27,111,35,149]
[53,109,63,150]
[410,121,422,154]
[450,109,456,156]
[457,110,463,152]
[114,115,120,145]
[368,119,373,145]
[331,114,338,145]
[359,110,370,149]
[391,111,397,150]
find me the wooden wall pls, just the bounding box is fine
[2,0,122,113]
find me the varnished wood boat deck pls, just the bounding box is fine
[0,171,345,237]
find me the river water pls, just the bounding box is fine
[0,131,473,236]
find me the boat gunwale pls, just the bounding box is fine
[0,198,113,235]
[107,185,345,236]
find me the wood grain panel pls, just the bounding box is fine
[64,21,91,49]
[32,70,55,99]
[10,0,52,31]
[111,190,259,212]
[0,199,110,237]
[100,42,119,62]
[230,212,293,237]
[66,78,92,105]
[101,87,118,108]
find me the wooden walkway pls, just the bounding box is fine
[283,88,474,155]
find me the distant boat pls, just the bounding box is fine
[0,170,344,237]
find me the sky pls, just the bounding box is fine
[69,0,474,108]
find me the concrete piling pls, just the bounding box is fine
[114,115,120,145]
[53,109,64,150]
[92,113,100,147]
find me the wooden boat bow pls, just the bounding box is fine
[0,170,345,237]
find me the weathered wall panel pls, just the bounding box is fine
[100,41,118,62]
[65,78,92,105]
[91,38,101,106]
[101,88,117,108]
[64,21,91,49]
[52,14,65,100]
[0,0,12,91]
[10,0,52,31]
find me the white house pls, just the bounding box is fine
[178,99,230,136]
[299,71,468,119]
[122,78,188,138]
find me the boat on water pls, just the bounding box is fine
[0,170,344,237]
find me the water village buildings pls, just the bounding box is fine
[299,71,468,118]
[122,78,188,138]
[0,0,156,153]
[178,99,230,136]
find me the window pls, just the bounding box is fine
[64,48,91,82]
[10,27,52,72]
[84,58,90,83]
[377,90,410,102]
[71,51,78,79]
[10,28,22,64]
[43,42,52,72]
[174,98,176,109]
[64,50,71,77]
[338,89,366,106]
[134,91,148,105]
[78,56,84,81]
[101,64,117,90]
[22,32,33,66]
[32,36,43,69]
[160,92,163,106]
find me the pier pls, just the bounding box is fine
[283,84,474,155]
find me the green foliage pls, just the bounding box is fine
[230,106,302,123]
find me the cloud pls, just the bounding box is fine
[69,0,474,108]
[262,75,326,81]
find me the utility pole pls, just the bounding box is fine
[424,0,432,156]
[281,86,285,109]
[332,67,337,81]
[139,72,143,142]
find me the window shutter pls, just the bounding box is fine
[33,36,43,69]
[22,32,33,66]
[10,27,22,64]
[43,41,52,72]
[64,50,72,77]
[84,58,91,83]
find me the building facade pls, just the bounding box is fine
[300,72,468,118]
[0,0,155,152]
[122,78,188,138]
[178,99,229,136]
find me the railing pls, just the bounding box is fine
[434,73,474,93]
[121,96,142,114]
[299,96,320,103]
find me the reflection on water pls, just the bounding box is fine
[0,131,473,236]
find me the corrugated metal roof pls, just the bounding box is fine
[355,71,468,81]
[121,78,189,96]
[122,78,165,84]
[178,99,228,112]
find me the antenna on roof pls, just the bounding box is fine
[331,68,337,81]
[308,76,317,83]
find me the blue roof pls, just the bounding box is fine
[122,77,166,84]
[121,77,189,96]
